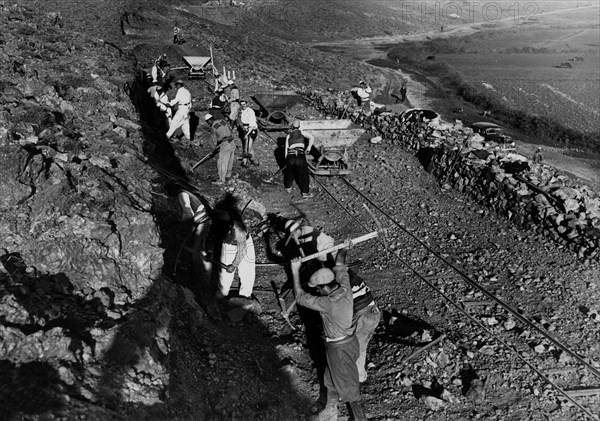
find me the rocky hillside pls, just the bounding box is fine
[0,4,206,419]
[2,1,599,421]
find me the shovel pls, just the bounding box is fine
[262,165,287,184]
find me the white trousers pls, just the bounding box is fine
[219,236,255,298]
[166,105,190,140]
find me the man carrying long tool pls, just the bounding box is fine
[284,120,314,199]
[166,80,192,143]
[205,114,235,186]
[239,99,259,167]
[291,247,368,421]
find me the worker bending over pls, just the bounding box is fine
[284,120,314,199]
[166,80,192,142]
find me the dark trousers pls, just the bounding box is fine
[284,152,309,194]
[323,334,360,403]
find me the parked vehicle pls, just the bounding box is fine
[472,122,514,146]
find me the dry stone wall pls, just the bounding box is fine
[306,91,600,259]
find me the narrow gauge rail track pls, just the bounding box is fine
[312,175,600,421]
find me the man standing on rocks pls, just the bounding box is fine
[239,99,259,167]
[227,80,241,123]
[350,81,372,114]
[166,80,192,142]
[533,147,544,164]
[291,248,368,421]
[205,114,235,185]
[284,120,314,199]
[216,202,256,305]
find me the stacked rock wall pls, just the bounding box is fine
[306,92,600,259]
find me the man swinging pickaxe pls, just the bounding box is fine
[278,204,388,326]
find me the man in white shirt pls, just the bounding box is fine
[239,99,259,167]
[166,80,192,142]
[155,85,172,125]
[227,80,240,122]
[351,81,372,113]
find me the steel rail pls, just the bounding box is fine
[313,177,598,420]
[339,176,600,381]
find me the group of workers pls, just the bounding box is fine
[145,63,377,200]
[169,181,379,419]
[145,59,384,418]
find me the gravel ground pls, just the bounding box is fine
[11,1,600,420]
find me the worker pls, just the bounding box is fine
[210,88,229,121]
[155,86,171,117]
[284,120,314,199]
[205,114,235,185]
[350,81,372,113]
[284,219,335,263]
[533,147,543,164]
[166,80,192,142]
[285,218,379,382]
[349,270,380,383]
[213,71,229,92]
[173,25,181,44]
[147,83,159,99]
[165,181,213,283]
[290,248,368,421]
[239,99,259,167]
[154,85,172,129]
[227,80,241,123]
[150,58,164,85]
[217,202,256,304]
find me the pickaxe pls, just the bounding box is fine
[280,212,387,321]
[191,144,221,171]
[262,165,287,184]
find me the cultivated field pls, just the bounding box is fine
[418,6,600,139]
[439,52,600,135]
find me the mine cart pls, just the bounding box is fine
[300,119,365,176]
[181,56,213,79]
[250,91,303,131]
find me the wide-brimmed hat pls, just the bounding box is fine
[204,114,213,121]
[174,79,184,86]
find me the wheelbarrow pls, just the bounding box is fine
[250,91,303,131]
[299,119,365,176]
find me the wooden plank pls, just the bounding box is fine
[402,334,447,364]
[546,367,577,376]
